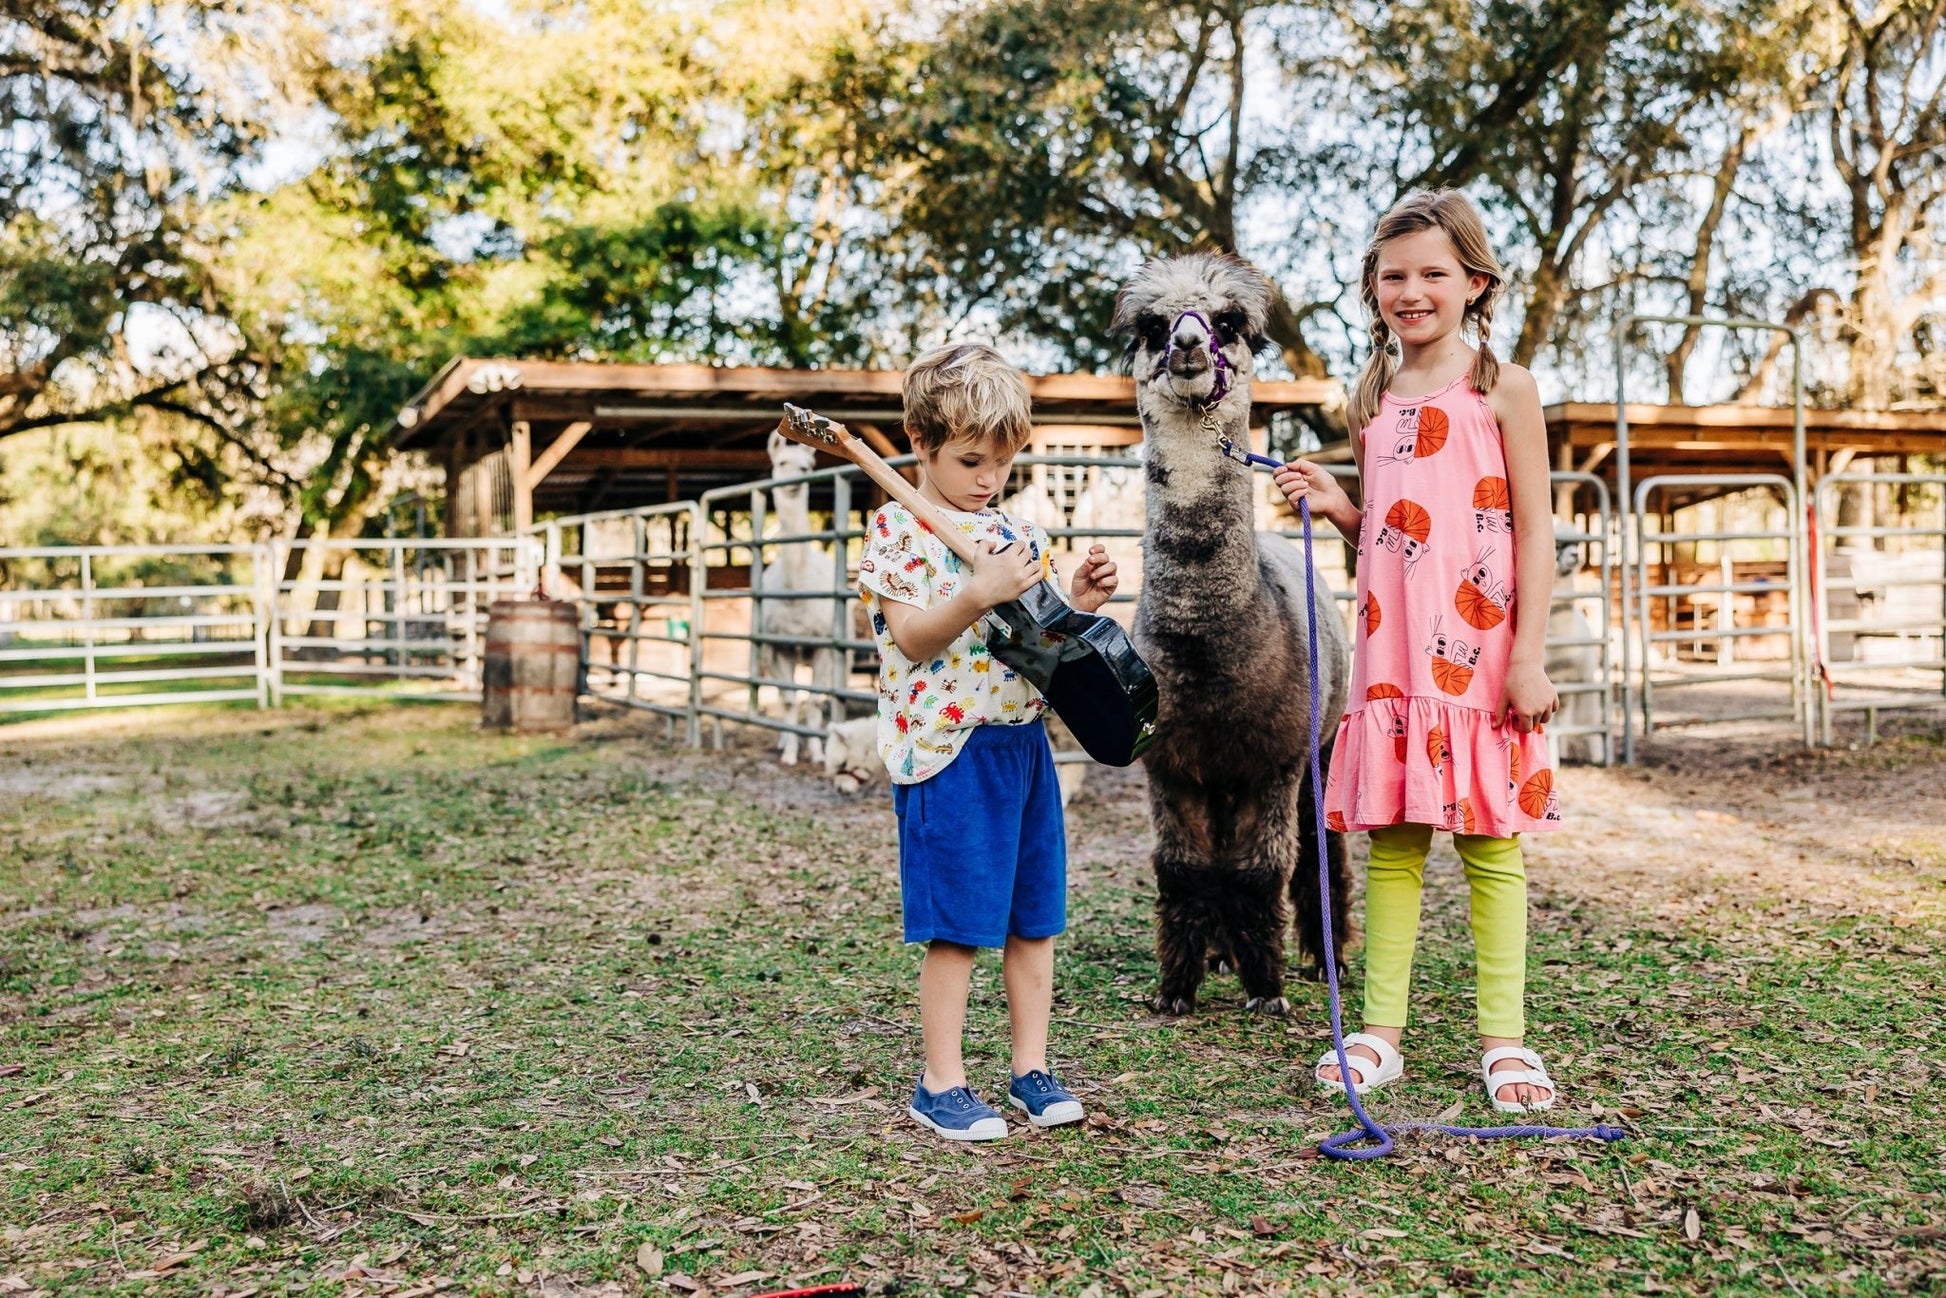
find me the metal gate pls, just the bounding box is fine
[1813,472,1946,743]
[0,544,269,715]
[269,538,538,702]
[538,501,704,734]
[1546,472,1616,764]
[1629,474,1805,746]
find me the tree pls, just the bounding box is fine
[845,0,1351,387]
[0,0,294,444]
[1820,0,1946,408]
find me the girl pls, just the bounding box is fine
[1274,190,1561,1113]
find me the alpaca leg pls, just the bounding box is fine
[1222,859,1293,1014]
[1290,739,1351,979]
[1151,851,1218,1015]
[777,650,802,766]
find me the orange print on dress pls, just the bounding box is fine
[1425,615,1481,696]
[1519,768,1561,821]
[1427,725,1449,770]
[1459,796,1477,833]
[1360,592,1382,638]
[1378,405,1450,465]
[1508,741,1522,802]
[1376,499,1433,577]
[1455,544,1510,631]
[1367,683,1407,762]
[1327,809,1347,833]
[1472,477,1513,534]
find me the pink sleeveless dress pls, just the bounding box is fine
[1322,375,1561,837]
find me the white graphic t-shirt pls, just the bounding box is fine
[857,500,1059,784]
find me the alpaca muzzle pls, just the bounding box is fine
[1158,309,1231,407]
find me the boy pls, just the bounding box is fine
[856,343,1119,1142]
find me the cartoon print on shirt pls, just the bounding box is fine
[1375,404,1451,466]
[1455,544,1510,631]
[1425,614,1482,696]
[1375,499,1434,578]
[1472,476,1513,534]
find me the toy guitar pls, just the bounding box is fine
[779,403,1159,767]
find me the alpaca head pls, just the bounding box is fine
[1113,253,1273,420]
[767,429,818,480]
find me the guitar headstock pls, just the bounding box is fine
[779,403,848,454]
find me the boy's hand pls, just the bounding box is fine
[1272,460,1355,529]
[968,540,1043,609]
[1069,544,1119,613]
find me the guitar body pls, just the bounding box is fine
[986,581,1159,768]
[777,403,1160,768]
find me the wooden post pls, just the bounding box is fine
[510,421,533,533]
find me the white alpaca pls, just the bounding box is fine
[1544,529,1606,764]
[756,431,845,766]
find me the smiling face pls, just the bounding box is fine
[1372,226,1489,351]
[918,435,1016,513]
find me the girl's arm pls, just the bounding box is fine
[1490,364,1560,732]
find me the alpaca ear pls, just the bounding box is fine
[1110,275,1147,341]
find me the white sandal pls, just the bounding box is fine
[1481,1046,1557,1114]
[1314,1032,1404,1094]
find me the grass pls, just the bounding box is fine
[1,703,1943,1296]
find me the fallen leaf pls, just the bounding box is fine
[1436,1099,1465,1123]
[637,1244,664,1276]
[1360,1227,1409,1240]
[1009,1178,1032,1200]
[1683,1207,1701,1241]
[717,1271,771,1287]
[438,1042,469,1057]
[951,1210,983,1225]
[0,1066,23,1078]
[599,1136,624,1148]
[665,1275,699,1293]
[1250,1217,1276,1237]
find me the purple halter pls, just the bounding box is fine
[1159,309,1232,407]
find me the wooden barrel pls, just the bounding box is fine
[483,600,580,733]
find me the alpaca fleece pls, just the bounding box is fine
[1117,253,1353,1015]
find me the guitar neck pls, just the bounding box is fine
[833,434,989,569]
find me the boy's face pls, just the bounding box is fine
[917,435,1015,512]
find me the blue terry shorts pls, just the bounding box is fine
[893,720,1067,948]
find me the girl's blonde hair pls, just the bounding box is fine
[1347,189,1505,436]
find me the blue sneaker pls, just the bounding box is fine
[1007,1069,1085,1128]
[908,1077,1008,1142]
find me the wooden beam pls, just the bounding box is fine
[571,448,771,470]
[522,419,592,492]
[509,421,533,532]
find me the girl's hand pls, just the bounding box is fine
[1272,460,1355,531]
[968,539,1043,609]
[1500,659,1559,733]
[1069,543,1118,612]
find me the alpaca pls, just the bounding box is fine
[756,431,846,766]
[1116,253,1353,1015]
[1545,529,1606,764]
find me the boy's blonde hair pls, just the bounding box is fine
[1348,189,1506,435]
[902,343,1034,454]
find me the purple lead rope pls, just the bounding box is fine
[1270,455,1626,1158]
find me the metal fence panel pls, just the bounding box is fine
[1813,472,1946,743]
[269,538,538,701]
[0,544,268,715]
[1629,474,1803,743]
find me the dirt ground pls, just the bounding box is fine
[2,699,1943,1295]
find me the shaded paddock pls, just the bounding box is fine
[0,703,1942,1296]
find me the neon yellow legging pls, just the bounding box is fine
[1363,824,1527,1039]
